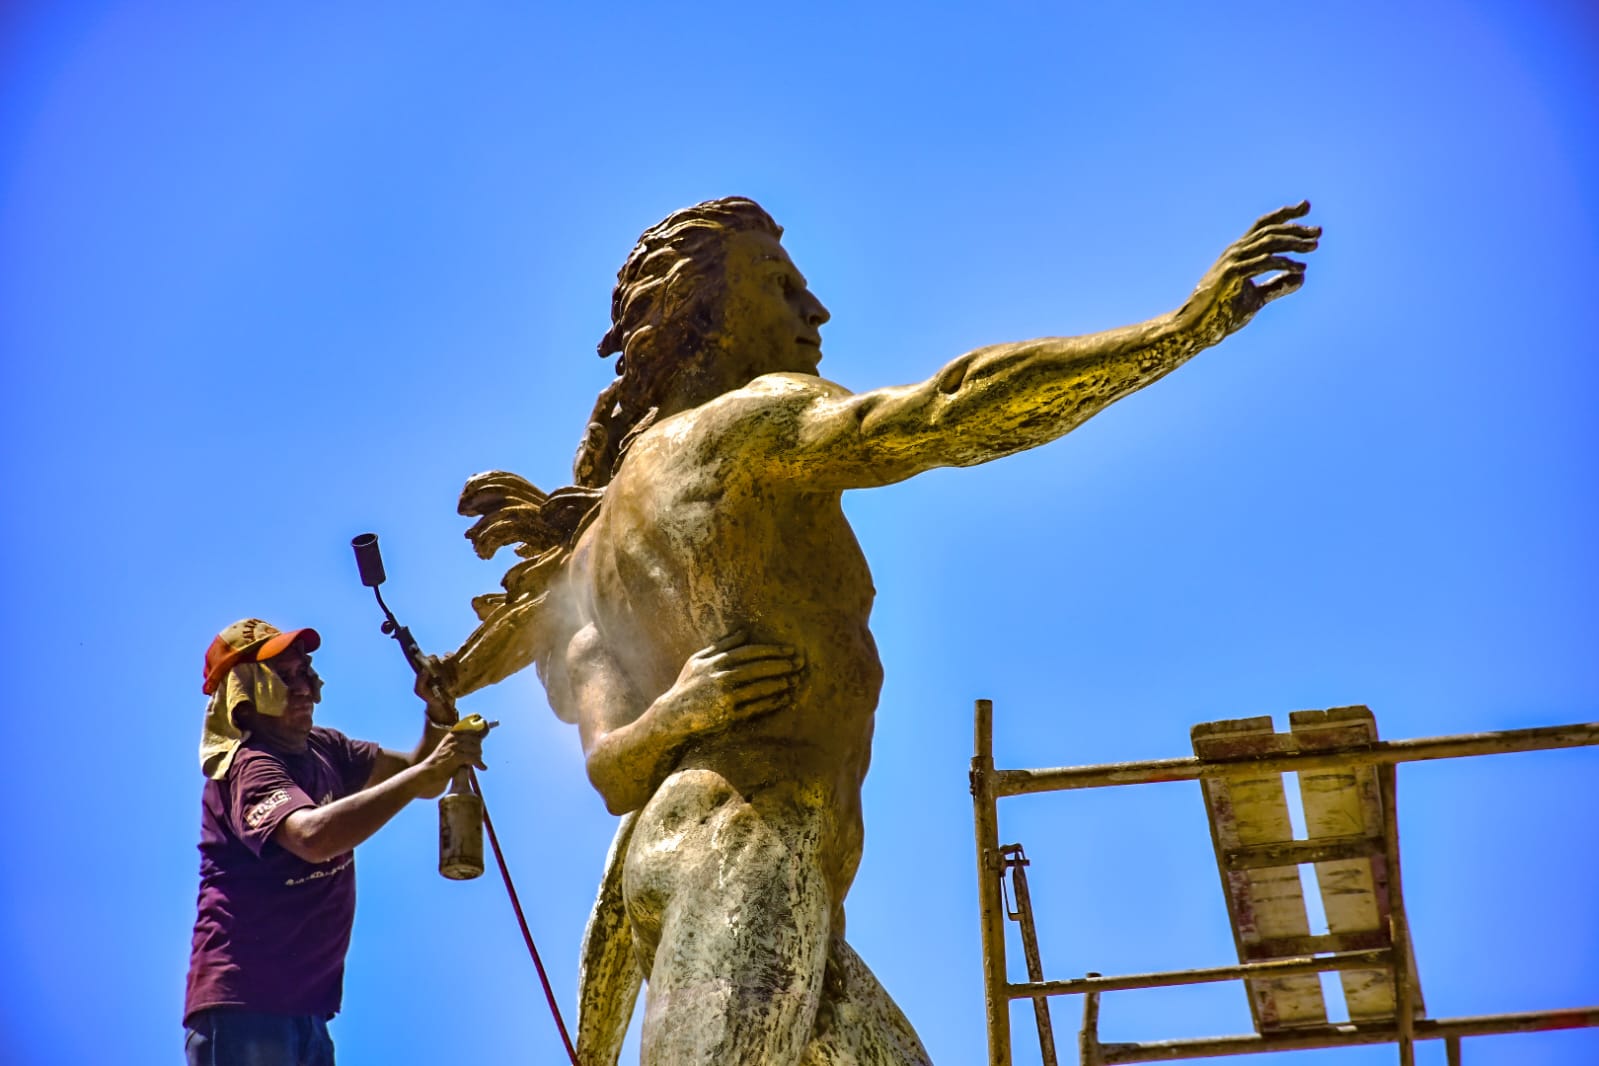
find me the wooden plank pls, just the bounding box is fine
[1291,706,1425,1022]
[1224,835,1381,870]
[1193,717,1328,1031]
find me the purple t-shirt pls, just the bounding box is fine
[184,726,380,1024]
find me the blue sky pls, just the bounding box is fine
[2,2,1595,1064]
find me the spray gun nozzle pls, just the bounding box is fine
[351,532,387,587]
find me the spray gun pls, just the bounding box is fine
[351,532,490,881]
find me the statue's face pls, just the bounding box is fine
[714,229,831,380]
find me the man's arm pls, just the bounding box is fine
[775,203,1319,490]
[272,731,485,864]
[565,628,804,815]
[366,716,452,789]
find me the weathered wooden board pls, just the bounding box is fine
[1193,716,1328,1031]
[1291,705,1425,1023]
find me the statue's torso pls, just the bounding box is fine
[563,381,884,900]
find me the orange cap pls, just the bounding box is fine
[202,618,321,695]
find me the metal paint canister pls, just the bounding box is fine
[438,778,484,880]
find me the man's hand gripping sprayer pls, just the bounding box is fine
[351,532,497,880]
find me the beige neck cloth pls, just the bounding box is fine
[198,660,322,779]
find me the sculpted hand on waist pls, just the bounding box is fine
[652,630,807,737]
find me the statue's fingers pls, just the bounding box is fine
[1238,235,1319,260]
[1256,270,1307,305]
[722,657,805,684]
[1251,221,1320,240]
[1245,200,1310,235]
[730,693,792,718]
[1237,225,1320,259]
[707,630,749,654]
[715,642,799,665]
[1228,254,1306,280]
[729,676,794,701]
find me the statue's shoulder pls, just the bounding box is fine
[641,374,852,460]
[703,372,852,432]
[740,371,851,400]
[712,373,853,422]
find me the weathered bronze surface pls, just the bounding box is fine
[431,197,1318,1064]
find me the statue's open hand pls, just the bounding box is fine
[1181,201,1320,339]
[655,631,806,735]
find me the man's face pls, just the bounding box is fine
[715,230,831,379]
[243,646,318,752]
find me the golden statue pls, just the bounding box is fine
[425,197,1319,1064]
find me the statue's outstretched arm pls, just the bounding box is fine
[424,593,548,703]
[428,472,600,703]
[781,203,1318,489]
[572,629,805,814]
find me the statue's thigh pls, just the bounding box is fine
[629,784,833,1066]
[802,938,933,1066]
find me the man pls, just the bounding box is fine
[183,617,486,1065]
[428,197,1319,1064]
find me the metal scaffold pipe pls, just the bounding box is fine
[994,722,1599,797]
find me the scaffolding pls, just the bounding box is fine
[969,701,1599,1065]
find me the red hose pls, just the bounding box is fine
[469,771,582,1066]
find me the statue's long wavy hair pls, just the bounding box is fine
[459,198,782,622]
[576,196,781,486]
